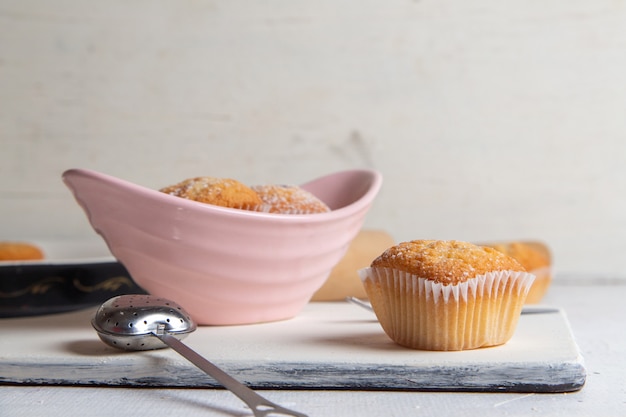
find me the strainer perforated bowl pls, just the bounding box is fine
[92,294,196,350]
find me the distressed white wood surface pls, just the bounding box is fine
[1,283,624,416]
[0,301,585,392]
[1,1,626,278]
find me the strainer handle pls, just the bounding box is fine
[155,332,309,417]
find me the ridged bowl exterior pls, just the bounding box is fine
[63,168,382,325]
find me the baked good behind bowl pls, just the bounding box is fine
[0,242,44,261]
[481,241,552,304]
[311,230,395,301]
[359,240,535,351]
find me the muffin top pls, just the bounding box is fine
[252,184,330,214]
[160,177,263,209]
[0,242,45,261]
[371,240,525,284]
[484,241,550,271]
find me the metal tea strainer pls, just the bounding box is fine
[92,294,308,417]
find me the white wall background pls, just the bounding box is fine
[1,0,625,278]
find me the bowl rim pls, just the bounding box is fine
[62,168,383,224]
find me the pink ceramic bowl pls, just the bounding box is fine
[63,168,382,325]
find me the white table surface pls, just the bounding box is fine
[2,279,625,417]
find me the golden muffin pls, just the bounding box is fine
[482,241,552,304]
[359,240,535,351]
[0,242,45,261]
[160,177,263,210]
[251,184,330,214]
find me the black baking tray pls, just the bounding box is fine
[0,260,146,318]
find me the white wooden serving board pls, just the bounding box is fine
[0,302,585,393]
